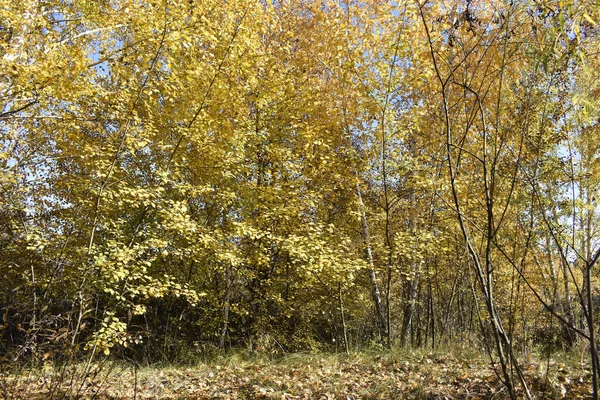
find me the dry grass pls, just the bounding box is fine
[0,348,593,399]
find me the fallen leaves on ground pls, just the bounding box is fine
[1,351,593,399]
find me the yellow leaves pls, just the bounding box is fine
[86,312,129,355]
[25,229,47,252]
[583,13,596,25]
[132,304,146,315]
[7,0,598,365]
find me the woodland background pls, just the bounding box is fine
[1,0,600,398]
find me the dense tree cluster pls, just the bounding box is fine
[1,0,599,397]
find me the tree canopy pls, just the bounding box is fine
[1,0,600,397]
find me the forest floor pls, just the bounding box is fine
[1,348,594,399]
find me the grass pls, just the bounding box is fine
[0,345,594,399]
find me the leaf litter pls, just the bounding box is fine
[2,351,593,399]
